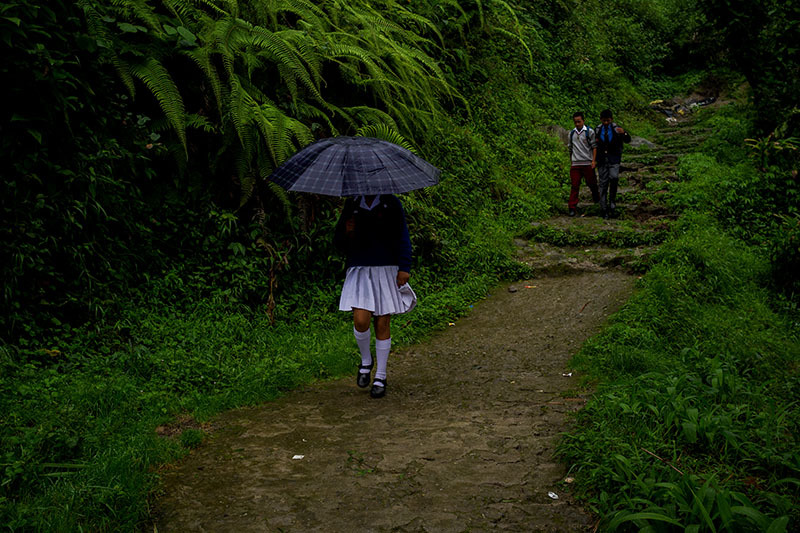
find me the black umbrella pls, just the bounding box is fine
[269,136,440,196]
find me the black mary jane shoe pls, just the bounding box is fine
[370,378,387,398]
[357,364,373,388]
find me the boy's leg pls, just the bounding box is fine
[607,164,620,210]
[568,166,582,210]
[585,166,600,203]
[597,164,610,213]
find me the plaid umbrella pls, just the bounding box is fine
[269,136,440,196]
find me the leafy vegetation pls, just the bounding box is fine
[693,0,800,133]
[2,0,798,530]
[559,106,799,530]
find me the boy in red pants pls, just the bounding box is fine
[567,111,599,216]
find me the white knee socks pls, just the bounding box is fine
[374,338,391,382]
[354,327,372,372]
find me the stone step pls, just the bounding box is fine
[514,241,657,276]
[525,218,668,247]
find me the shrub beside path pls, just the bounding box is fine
[153,118,700,532]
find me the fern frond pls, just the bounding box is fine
[182,47,225,117]
[341,106,397,129]
[490,0,521,26]
[250,102,311,166]
[239,171,257,207]
[295,101,340,136]
[185,113,218,133]
[392,6,444,46]
[78,0,114,47]
[217,0,239,17]
[435,0,470,23]
[233,148,249,187]
[264,181,293,219]
[276,63,299,101]
[237,75,274,106]
[162,0,194,23]
[109,0,163,33]
[273,0,328,29]
[326,43,392,84]
[228,75,256,158]
[356,124,417,153]
[211,16,240,78]
[387,100,434,137]
[276,29,324,86]
[245,24,323,102]
[111,56,137,98]
[495,27,533,70]
[127,58,187,154]
[346,11,414,41]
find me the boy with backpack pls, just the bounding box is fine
[567,111,599,216]
[595,109,631,219]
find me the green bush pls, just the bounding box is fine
[562,217,799,530]
[562,90,800,529]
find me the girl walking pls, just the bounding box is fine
[334,194,414,398]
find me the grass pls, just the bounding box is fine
[558,107,800,531]
[0,262,509,530]
[524,221,669,248]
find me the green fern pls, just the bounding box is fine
[112,55,138,99]
[109,0,163,33]
[127,58,188,154]
[264,181,293,218]
[183,47,225,117]
[356,124,417,153]
[82,0,460,205]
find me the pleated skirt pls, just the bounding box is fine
[339,266,406,316]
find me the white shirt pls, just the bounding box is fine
[359,195,381,211]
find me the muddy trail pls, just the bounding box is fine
[153,116,708,532]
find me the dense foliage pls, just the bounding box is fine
[1,0,797,530]
[695,0,800,133]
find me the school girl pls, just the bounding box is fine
[333,194,415,399]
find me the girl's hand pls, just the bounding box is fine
[397,271,410,287]
[615,127,625,134]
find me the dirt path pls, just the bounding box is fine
[153,116,702,532]
[154,272,633,532]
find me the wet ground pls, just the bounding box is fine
[152,116,704,532]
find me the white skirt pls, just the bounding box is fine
[339,266,414,316]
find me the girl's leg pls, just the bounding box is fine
[373,315,391,384]
[373,314,391,340]
[353,308,373,374]
[353,308,372,333]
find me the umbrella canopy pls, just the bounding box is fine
[269,136,440,196]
